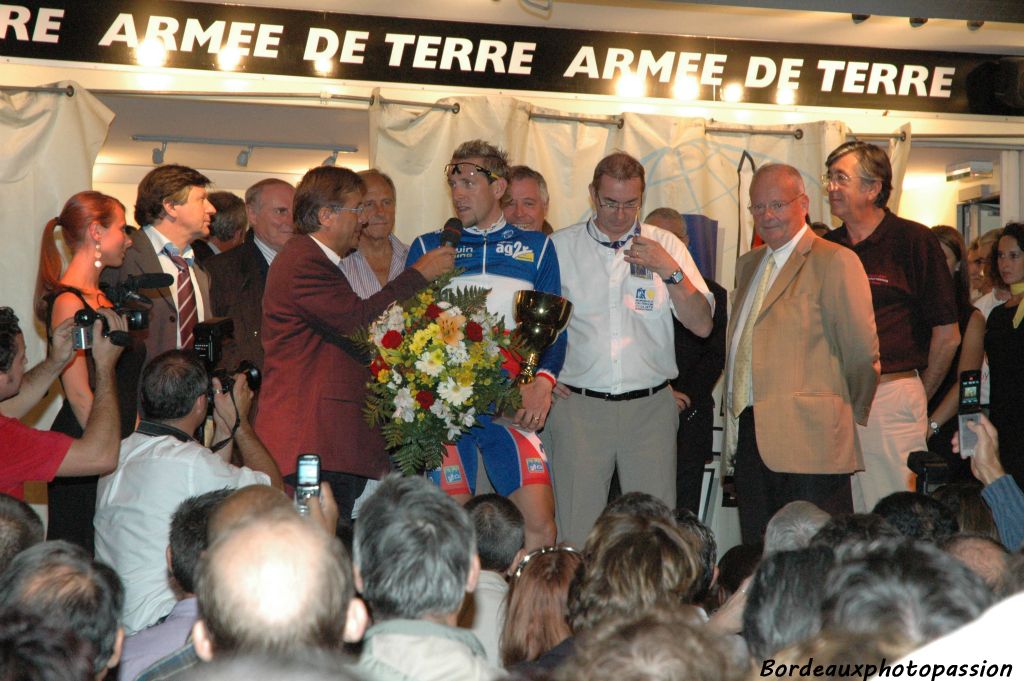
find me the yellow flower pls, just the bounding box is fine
[377,369,389,383]
[410,328,434,354]
[436,312,466,345]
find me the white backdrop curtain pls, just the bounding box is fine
[887,123,913,213]
[0,81,113,424]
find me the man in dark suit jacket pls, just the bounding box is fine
[101,164,215,367]
[205,179,295,371]
[255,166,455,520]
[724,164,879,544]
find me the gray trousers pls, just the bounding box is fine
[547,387,677,547]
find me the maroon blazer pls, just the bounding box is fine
[255,235,428,478]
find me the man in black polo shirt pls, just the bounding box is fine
[822,141,959,510]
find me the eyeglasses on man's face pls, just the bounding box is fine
[821,171,875,189]
[748,194,804,216]
[596,196,641,213]
[329,203,365,216]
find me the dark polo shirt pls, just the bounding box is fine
[824,211,957,374]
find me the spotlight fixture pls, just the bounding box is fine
[152,141,167,165]
[236,145,253,168]
[967,20,985,30]
[909,17,928,28]
[851,14,870,24]
[322,151,339,167]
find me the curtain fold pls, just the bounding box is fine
[888,123,913,213]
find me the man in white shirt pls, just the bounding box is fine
[548,151,714,547]
[723,163,879,544]
[95,350,283,635]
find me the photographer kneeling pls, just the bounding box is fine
[94,349,283,636]
[0,306,125,499]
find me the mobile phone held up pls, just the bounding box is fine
[294,453,321,515]
[957,370,982,458]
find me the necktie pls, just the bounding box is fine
[164,250,197,349]
[731,254,776,416]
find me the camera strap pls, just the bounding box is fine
[135,419,195,443]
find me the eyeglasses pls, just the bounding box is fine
[444,162,499,184]
[748,194,804,216]
[821,171,874,189]
[330,204,364,216]
[596,197,641,213]
[512,545,581,580]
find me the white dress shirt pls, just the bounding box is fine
[143,226,207,347]
[726,225,808,407]
[95,433,270,635]
[552,219,713,393]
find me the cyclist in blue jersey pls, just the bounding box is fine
[407,140,565,550]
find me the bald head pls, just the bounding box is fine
[195,511,356,657]
[749,164,809,251]
[208,485,291,542]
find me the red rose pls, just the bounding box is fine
[381,330,403,349]
[415,390,435,409]
[370,356,389,375]
[465,321,484,342]
[426,304,443,319]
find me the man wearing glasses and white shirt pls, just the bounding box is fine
[548,152,713,547]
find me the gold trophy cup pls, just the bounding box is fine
[511,290,573,385]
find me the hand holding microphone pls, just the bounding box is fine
[412,218,461,280]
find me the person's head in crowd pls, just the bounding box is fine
[0,307,26,401]
[0,607,95,681]
[135,164,215,248]
[967,229,1000,297]
[354,474,478,623]
[810,513,902,550]
[599,491,674,523]
[0,493,44,574]
[590,152,645,239]
[0,541,124,679]
[708,542,762,611]
[464,494,525,575]
[180,650,367,681]
[502,165,552,235]
[645,207,688,246]
[940,534,1009,591]
[35,191,130,320]
[772,630,915,678]
[932,224,972,310]
[139,350,211,431]
[931,482,998,541]
[206,485,293,542]
[821,538,994,648]
[205,192,247,253]
[743,545,836,660]
[871,492,959,543]
[824,141,893,222]
[557,608,748,681]
[244,178,295,254]
[750,164,811,251]
[763,501,831,555]
[673,508,718,605]
[992,222,1024,293]
[168,489,233,598]
[192,509,365,660]
[501,545,582,667]
[357,169,398,244]
[447,140,510,231]
[810,221,831,237]
[293,166,366,257]
[571,513,700,633]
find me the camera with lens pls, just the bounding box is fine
[210,360,262,397]
[100,272,172,331]
[71,309,131,350]
[193,318,261,400]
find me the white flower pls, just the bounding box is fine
[460,407,476,428]
[392,388,415,423]
[446,423,462,440]
[371,303,405,345]
[445,341,469,364]
[439,378,473,406]
[430,401,452,421]
[415,350,444,377]
[390,369,403,386]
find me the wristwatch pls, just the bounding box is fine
[663,269,684,285]
[929,420,941,436]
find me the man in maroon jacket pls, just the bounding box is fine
[256,167,454,519]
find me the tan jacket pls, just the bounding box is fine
[723,229,880,475]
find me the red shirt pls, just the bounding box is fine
[0,415,72,500]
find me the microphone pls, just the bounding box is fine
[126,272,174,289]
[439,218,464,248]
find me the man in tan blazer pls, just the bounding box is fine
[724,163,880,544]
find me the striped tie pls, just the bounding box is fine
[165,250,197,349]
[731,254,776,417]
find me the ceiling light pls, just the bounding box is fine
[136,39,167,68]
[152,141,167,165]
[851,14,871,24]
[967,20,985,30]
[673,76,700,101]
[323,151,339,166]
[236,145,253,168]
[775,87,796,106]
[615,72,646,98]
[722,83,744,103]
[314,58,334,75]
[218,47,243,71]
[909,17,928,28]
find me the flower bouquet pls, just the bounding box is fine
[352,273,522,475]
